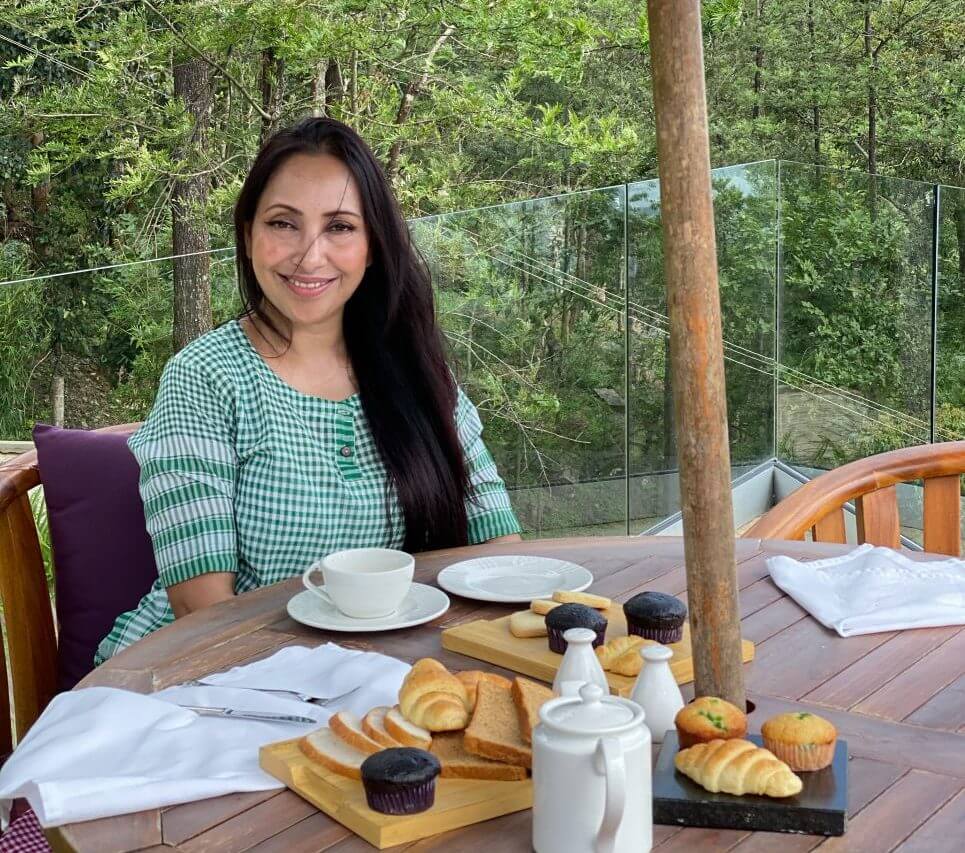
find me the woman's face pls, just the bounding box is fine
[245,152,370,335]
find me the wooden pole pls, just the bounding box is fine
[646,0,746,708]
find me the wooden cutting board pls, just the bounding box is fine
[260,737,533,849]
[441,607,755,696]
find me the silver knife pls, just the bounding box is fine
[178,704,316,724]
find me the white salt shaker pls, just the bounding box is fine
[629,644,684,743]
[553,627,610,697]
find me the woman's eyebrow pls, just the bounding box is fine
[264,202,361,218]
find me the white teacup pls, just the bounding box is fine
[302,548,414,619]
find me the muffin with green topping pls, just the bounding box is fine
[674,696,747,748]
[761,711,837,771]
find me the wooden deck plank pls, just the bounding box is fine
[891,790,965,853]
[240,811,351,853]
[162,790,281,846]
[178,791,318,853]
[747,618,895,699]
[903,673,965,732]
[738,596,808,645]
[48,808,161,853]
[814,770,960,851]
[653,826,747,850]
[853,629,965,721]
[803,627,959,711]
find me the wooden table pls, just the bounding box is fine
[53,537,965,853]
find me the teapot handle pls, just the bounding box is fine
[593,736,626,853]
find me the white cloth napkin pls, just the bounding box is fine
[767,543,965,637]
[0,643,409,829]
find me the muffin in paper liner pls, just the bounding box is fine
[761,711,837,771]
[762,739,835,772]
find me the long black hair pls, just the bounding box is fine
[233,116,470,551]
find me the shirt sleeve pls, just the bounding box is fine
[128,351,239,588]
[456,388,523,544]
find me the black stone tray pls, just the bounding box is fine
[652,733,848,836]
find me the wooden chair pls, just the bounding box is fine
[745,441,965,555]
[0,424,138,758]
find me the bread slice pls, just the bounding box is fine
[430,732,527,781]
[512,677,553,744]
[530,599,562,615]
[552,590,612,609]
[456,670,513,712]
[509,609,546,638]
[361,706,404,749]
[384,705,432,749]
[463,681,533,768]
[299,727,368,779]
[329,710,383,754]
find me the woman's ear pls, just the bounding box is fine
[244,221,252,257]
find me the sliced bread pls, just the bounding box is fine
[429,732,527,781]
[512,677,553,744]
[299,727,368,779]
[384,705,432,749]
[328,710,383,755]
[455,670,513,712]
[463,681,532,768]
[361,706,404,749]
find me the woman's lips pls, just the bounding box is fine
[279,274,337,297]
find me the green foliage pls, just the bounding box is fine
[0,0,963,534]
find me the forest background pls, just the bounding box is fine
[1,0,963,535]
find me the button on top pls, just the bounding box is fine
[337,407,353,417]
[339,445,354,458]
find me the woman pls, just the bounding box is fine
[96,117,521,664]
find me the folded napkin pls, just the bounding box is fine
[0,643,409,829]
[768,543,965,637]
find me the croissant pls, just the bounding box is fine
[595,635,644,670]
[674,739,803,798]
[399,658,470,731]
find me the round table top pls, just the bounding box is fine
[58,536,965,852]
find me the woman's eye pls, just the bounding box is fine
[268,220,294,229]
[329,221,354,233]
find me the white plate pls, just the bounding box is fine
[436,555,593,603]
[287,582,450,632]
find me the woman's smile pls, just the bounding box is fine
[279,273,339,297]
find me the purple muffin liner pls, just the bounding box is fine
[626,621,683,644]
[363,778,437,815]
[547,623,607,654]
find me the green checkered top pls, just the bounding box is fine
[95,319,520,664]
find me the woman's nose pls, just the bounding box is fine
[294,229,329,267]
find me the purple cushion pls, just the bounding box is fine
[33,423,158,691]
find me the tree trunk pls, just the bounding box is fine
[955,202,965,279]
[312,60,329,116]
[172,57,213,352]
[751,0,766,120]
[864,5,878,217]
[808,0,820,157]
[647,0,746,709]
[259,48,285,145]
[388,25,455,181]
[326,59,344,116]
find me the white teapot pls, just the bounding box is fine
[532,683,652,853]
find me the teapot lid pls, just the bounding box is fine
[540,683,643,735]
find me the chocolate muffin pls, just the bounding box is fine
[623,592,687,643]
[360,748,441,815]
[545,602,607,654]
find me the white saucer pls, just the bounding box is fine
[287,582,450,632]
[436,555,593,603]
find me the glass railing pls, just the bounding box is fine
[2,161,963,538]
